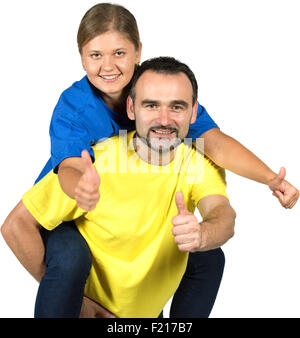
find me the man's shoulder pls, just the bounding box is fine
[181,143,222,170]
[179,142,225,186]
[92,131,135,154]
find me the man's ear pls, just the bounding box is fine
[127,96,135,120]
[190,101,198,124]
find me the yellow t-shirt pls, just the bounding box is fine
[23,131,228,318]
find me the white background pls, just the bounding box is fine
[0,0,299,318]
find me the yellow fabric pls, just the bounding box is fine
[23,131,228,318]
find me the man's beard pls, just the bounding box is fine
[136,126,183,154]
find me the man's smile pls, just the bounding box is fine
[149,127,178,138]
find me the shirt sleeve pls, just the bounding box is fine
[190,155,228,207]
[49,90,95,173]
[23,171,85,231]
[187,103,219,140]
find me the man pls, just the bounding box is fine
[1,57,236,317]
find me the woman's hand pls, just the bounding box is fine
[58,150,101,211]
[74,150,101,211]
[268,167,299,209]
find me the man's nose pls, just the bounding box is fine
[157,108,172,126]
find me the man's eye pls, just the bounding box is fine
[173,105,183,111]
[146,104,157,109]
[115,51,125,56]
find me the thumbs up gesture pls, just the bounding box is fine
[74,150,101,211]
[172,192,202,252]
[268,167,299,209]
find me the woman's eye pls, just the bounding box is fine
[91,53,101,59]
[115,51,125,56]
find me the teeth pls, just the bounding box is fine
[153,130,173,134]
[101,75,119,80]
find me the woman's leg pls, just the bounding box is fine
[170,248,225,318]
[34,221,91,318]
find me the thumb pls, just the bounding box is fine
[175,192,189,215]
[81,150,94,173]
[81,150,99,183]
[269,167,286,191]
[277,167,286,182]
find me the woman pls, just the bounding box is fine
[3,3,298,318]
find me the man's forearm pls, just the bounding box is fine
[1,201,46,282]
[200,129,276,185]
[198,204,236,251]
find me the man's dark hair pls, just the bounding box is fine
[129,57,198,105]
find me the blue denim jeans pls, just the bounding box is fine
[35,222,91,318]
[169,248,225,318]
[35,221,224,318]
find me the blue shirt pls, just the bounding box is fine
[36,76,218,183]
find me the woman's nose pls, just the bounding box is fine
[101,56,114,71]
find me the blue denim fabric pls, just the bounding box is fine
[35,223,224,318]
[34,222,91,318]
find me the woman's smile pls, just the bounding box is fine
[99,74,122,82]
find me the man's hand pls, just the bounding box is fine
[172,192,201,252]
[268,167,299,209]
[80,296,116,318]
[75,150,101,211]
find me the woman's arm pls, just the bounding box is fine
[199,128,299,208]
[47,81,101,211]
